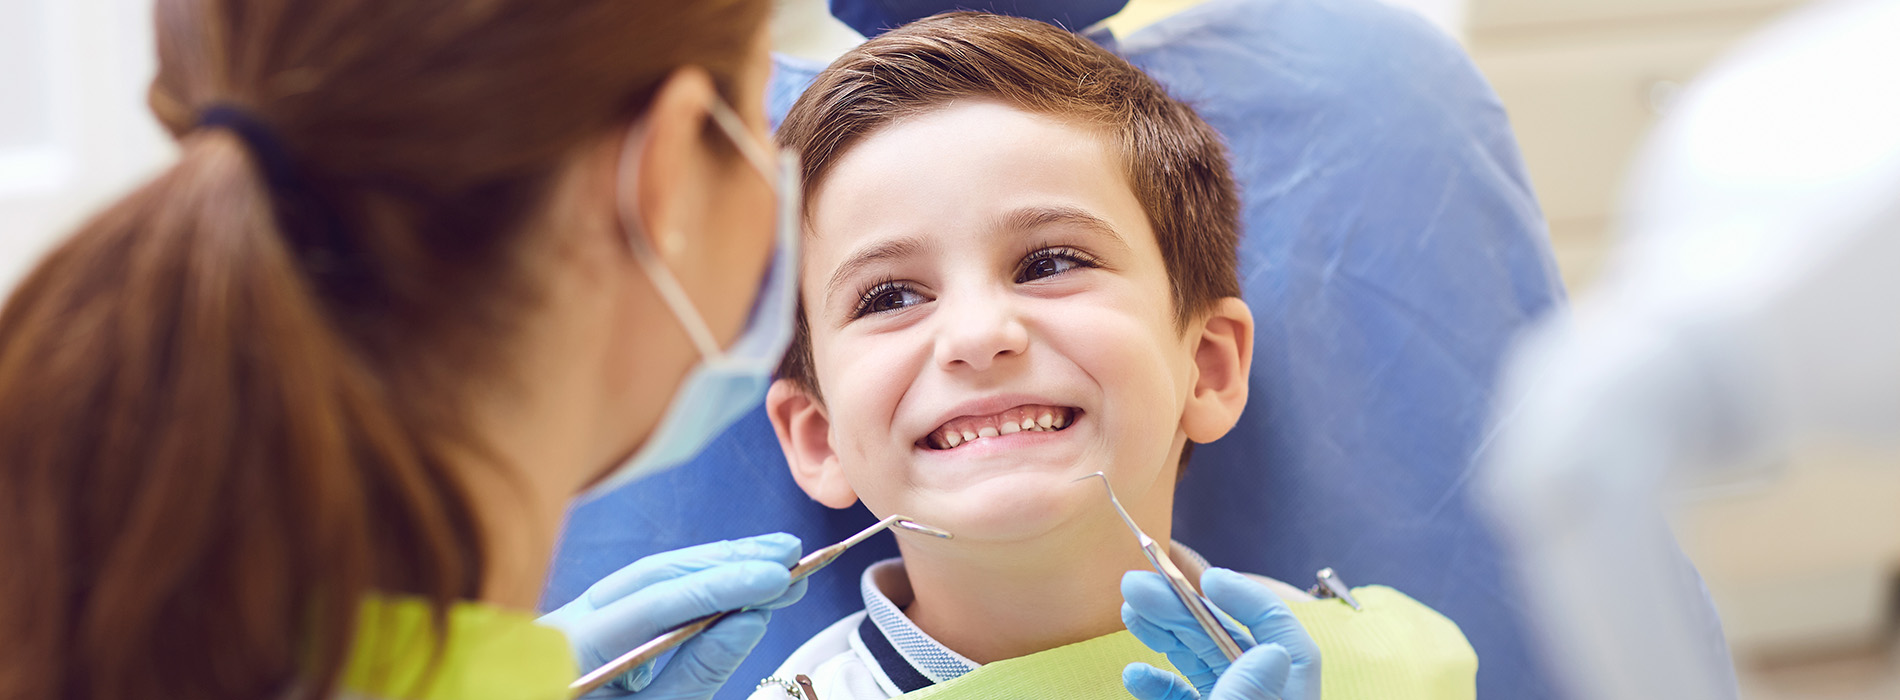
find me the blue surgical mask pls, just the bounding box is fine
[579,96,801,503]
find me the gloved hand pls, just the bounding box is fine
[1120,567,1320,700]
[538,533,808,699]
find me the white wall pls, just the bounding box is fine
[0,0,174,294]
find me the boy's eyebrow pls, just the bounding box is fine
[826,236,927,302]
[1000,205,1132,253]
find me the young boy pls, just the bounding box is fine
[756,13,1476,699]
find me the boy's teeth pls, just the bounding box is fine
[927,405,1079,450]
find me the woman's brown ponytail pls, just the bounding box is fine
[0,129,480,699]
[0,0,769,697]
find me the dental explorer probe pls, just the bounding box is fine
[569,515,953,697]
[1076,471,1251,662]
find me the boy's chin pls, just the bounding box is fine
[891,470,1104,544]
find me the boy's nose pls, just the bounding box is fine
[932,294,1029,373]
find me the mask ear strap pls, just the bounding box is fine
[706,96,779,183]
[615,122,728,360]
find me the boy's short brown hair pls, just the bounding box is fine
[775,11,1241,395]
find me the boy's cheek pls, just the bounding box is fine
[837,463,911,520]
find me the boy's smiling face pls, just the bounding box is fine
[767,99,1250,543]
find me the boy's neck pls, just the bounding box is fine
[893,504,1172,665]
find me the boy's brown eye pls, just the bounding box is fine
[867,289,918,313]
[1024,257,1066,279]
[1015,247,1100,283]
[852,281,928,319]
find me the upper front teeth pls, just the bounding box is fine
[928,406,1075,449]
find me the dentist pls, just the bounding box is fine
[0,1,803,698]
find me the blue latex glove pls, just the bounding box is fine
[1121,568,1320,700]
[538,533,808,698]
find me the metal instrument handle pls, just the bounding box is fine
[568,516,949,697]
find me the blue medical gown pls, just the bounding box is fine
[546,1,1737,698]
[827,0,1129,35]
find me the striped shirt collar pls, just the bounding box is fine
[852,543,1213,693]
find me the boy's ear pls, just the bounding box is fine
[1181,297,1255,444]
[766,379,860,509]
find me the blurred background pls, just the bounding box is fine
[1468,2,1900,697]
[3,0,1894,696]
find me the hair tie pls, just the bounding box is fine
[194,103,359,285]
[196,103,304,196]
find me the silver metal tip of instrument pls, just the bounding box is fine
[1071,470,1108,483]
[892,518,953,539]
